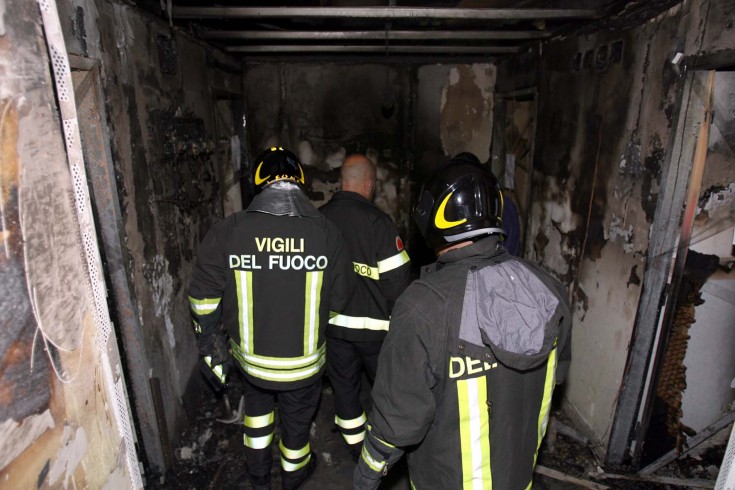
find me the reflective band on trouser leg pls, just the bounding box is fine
[304,271,323,356]
[377,250,410,274]
[280,440,311,471]
[533,347,558,466]
[336,413,367,444]
[457,375,491,490]
[342,430,366,445]
[188,296,221,316]
[235,270,254,352]
[335,413,367,430]
[244,411,275,429]
[328,313,390,331]
[244,433,274,450]
[244,411,275,449]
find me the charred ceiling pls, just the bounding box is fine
[130,1,681,64]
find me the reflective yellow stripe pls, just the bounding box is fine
[189,296,221,315]
[304,271,323,355]
[335,412,367,430]
[280,440,310,460]
[377,250,410,273]
[244,412,274,429]
[458,376,491,490]
[244,433,273,450]
[367,425,396,449]
[232,348,326,382]
[353,261,380,279]
[533,347,557,466]
[235,271,254,352]
[204,356,227,384]
[282,452,311,472]
[233,342,326,369]
[328,313,390,331]
[342,430,366,445]
[361,445,385,473]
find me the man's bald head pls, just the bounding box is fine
[341,154,376,200]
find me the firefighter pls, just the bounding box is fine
[353,155,572,489]
[189,147,354,490]
[319,154,411,459]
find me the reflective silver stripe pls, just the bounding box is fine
[189,296,221,315]
[377,250,410,273]
[361,445,385,473]
[235,270,254,352]
[329,313,389,331]
[335,413,367,430]
[304,271,322,355]
[244,433,273,450]
[236,343,326,368]
[445,227,505,243]
[239,355,326,382]
[282,452,311,472]
[342,430,366,445]
[280,440,310,460]
[244,412,274,429]
[353,261,380,280]
[204,356,227,384]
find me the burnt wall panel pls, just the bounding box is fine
[61,0,244,467]
[244,63,412,238]
[527,6,692,450]
[1,0,137,487]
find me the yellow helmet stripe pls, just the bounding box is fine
[434,192,468,229]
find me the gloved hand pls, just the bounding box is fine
[352,430,404,490]
[199,356,232,393]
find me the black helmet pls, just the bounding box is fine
[252,147,305,194]
[413,155,505,251]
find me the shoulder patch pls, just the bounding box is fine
[395,236,404,251]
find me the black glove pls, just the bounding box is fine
[197,332,230,366]
[199,356,232,393]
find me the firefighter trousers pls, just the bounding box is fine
[326,337,382,446]
[242,377,321,486]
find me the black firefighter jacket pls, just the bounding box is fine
[357,235,572,490]
[320,191,411,342]
[189,186,354,391]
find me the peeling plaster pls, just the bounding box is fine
[298,140,317,168]
[0,410,55,470]
[48,426,88,488]
[607,215,635,253]
[143,255,175,350]
[700,182,735,214]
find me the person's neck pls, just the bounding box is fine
[437,240,472,256]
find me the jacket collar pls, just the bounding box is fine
[436,235,504,265]
[331,190,371,204]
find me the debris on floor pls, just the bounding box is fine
[146,374,728,490]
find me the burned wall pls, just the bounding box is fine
[525,5,693,448]
[243,63,413,237]
[57,0,244,471]
[0,0,138,487]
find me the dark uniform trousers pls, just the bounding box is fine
[326,338,382,445]
[242,378,322,487]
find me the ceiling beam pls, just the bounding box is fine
[226,45,518,54]
[173,7,597,21]
[200,30,549,41]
